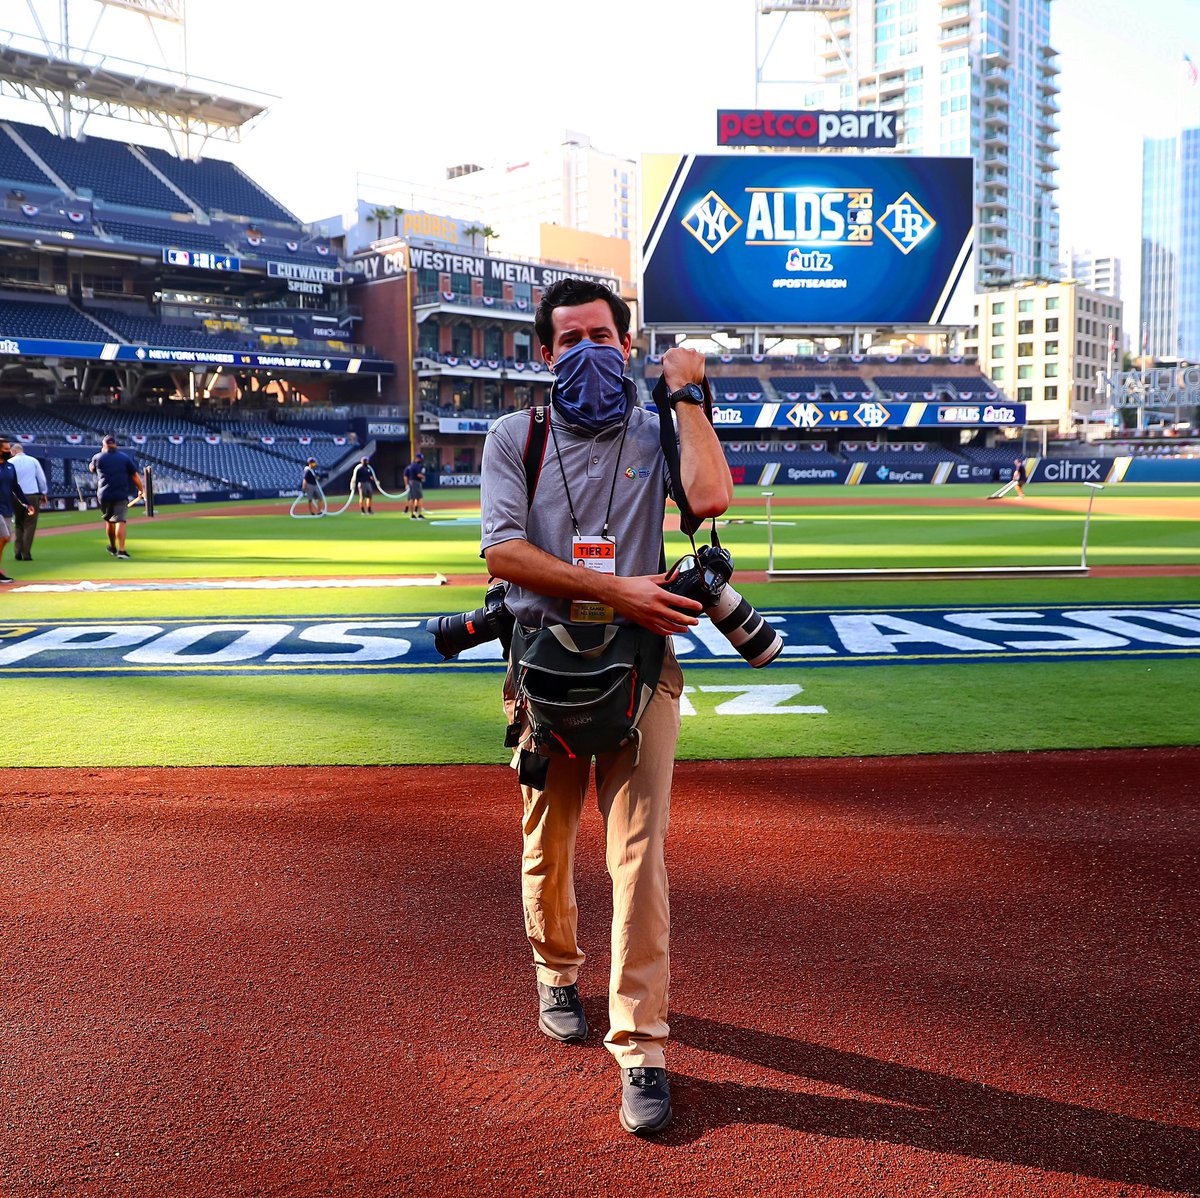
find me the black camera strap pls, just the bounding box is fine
[650,373,719,552]
[522,405,550,505]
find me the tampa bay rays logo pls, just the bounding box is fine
[682,190,743,254]
[876,192,936,255]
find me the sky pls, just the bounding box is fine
[4,0,1199,322]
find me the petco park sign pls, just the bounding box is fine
[718,109,898,149]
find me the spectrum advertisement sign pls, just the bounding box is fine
[641,154,974,326]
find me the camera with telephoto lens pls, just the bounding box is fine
[662,545,783,668]
[426,579,515,660]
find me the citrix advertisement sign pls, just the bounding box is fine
[641,154,974,327]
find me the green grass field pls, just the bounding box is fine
[6,484,1198,766]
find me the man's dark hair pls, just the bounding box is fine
[534,278,631,350]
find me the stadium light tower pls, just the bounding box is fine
[755,0,853,105]
[0,0,274,152]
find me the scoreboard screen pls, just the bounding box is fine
[641,154,974,327]
[162,249,242,272]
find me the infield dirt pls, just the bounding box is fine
[3,750,1197,1197]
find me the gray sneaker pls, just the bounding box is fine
[619,1067,673,1136]
[536,981,587,1043]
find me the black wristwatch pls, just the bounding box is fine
[667,382,705,407]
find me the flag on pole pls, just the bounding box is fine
[1184,53,1198,84]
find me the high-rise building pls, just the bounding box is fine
[439,131,636,268]
[1065,248,1121,300]
[964,279,1121,431]
[797,0,1060,288]
[1139,127,1200,362]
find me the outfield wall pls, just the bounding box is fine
[731,456,1200,487]
[48,457,1200,508]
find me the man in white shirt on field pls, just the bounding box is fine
[9,445,47,562]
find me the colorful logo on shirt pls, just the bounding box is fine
[625,466,651,480]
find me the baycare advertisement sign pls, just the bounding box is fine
[641,154,974,326]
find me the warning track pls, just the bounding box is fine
[2,750,1197,1197]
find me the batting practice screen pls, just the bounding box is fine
[641,154,975,327]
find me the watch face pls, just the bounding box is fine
[680,383,704,403]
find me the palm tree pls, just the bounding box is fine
[370,207,391,242]
[479,224,498,253]
[391,205,405,238]
[462,224,485,250]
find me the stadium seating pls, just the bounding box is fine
[771,376,875,399]
[961,447,1022,468]
[953,377,1003,399]
[872,375,964,398]
[97,219,232,255]
[0,127,55,185]
[839,445,962,463]
[0,297,109,341]
[86,306,248,351]
[240,232,334,267]
[0,211,88,234]
[140,147,296,224]
[0,401,94,440]
[12,122,190,213]
[707,378,769,399]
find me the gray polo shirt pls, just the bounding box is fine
[480,402,673,628]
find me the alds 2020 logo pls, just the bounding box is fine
[681,186,937,257]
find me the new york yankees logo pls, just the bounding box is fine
[681,190,744,254]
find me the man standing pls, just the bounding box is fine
[9,444,47,561]
[403,452,426,519]
[479,278,731,1135]
[350,456,379,514]
[0,436,36,583]
[88,435,144,559]
[301,458,323,516]
[1013,456,1029,499]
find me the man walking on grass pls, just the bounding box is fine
[88,435,144,559]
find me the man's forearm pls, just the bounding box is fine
[483,538,704,636]
[485,539,621,606]
[676,403,733,519]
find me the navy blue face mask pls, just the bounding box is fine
[551,339,629,432]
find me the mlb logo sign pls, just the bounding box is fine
[681,191,743,254]
[877,192,937,254]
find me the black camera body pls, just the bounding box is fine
[426,579,515,660]
[662,545,782,668]
[662,544,734,607]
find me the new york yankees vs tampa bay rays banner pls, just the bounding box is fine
[641,154,974,327]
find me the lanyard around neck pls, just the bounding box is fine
[547,406,631,540]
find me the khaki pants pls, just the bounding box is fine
[512,646,683,1069]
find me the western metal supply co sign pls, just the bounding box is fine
[641,154,974,326]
